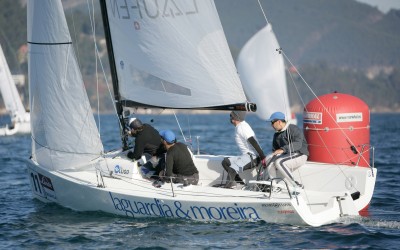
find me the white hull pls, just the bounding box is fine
[0,120,30,136]
[26,151,376,226]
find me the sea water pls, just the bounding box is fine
[0,113,399,249]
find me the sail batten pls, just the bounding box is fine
[103,0,248,110]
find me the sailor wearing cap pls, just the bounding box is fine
[159,130,199,185]
[127,117,166,175]
[265,112,309,188]
[221,111,267,189]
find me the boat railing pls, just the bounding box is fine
[249,178,298,203]
[354,144,375,177]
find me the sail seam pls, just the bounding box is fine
[27,42,72,45]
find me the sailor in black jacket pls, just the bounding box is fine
[266,112,309,188]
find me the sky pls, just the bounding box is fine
[355,0,400,13]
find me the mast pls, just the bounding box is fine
[99,0,128,150]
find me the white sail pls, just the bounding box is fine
[236,24,292,121]
[0,44,29,124]
[25,0,377,227]
[27,0,103,170]
[104,0,247,109]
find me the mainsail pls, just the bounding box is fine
[102,0,249,110]
[0,44,29,123]
[28,0,103,170]
[236,24,292,120]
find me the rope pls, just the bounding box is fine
[253,3,370,199]
[305,126,371,131]
[282,50,372,168]
[160,80,187,143]
[257,0,269,24]
[85,0,120,134]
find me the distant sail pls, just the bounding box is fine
[237,24,292,121]
[0,44,29,123]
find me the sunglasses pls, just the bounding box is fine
[271,120,279,125]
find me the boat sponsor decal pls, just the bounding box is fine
[108,0,199,20]
[277,210,295,214]
[262,203,294,214]
[114,164,130,175]
[109,192,261,221]
[262,203,292,208]
[303,112,322,124]
[38,173,54,191]
[336,112,363,123]
[28,169,57,201]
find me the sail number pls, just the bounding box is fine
[30,171,43,197]
[28,169,57,201]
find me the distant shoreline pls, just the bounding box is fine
[2,108,399,116]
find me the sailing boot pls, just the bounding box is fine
[222,158,237,188]
[224,168,238,189]
[234,174,245,185]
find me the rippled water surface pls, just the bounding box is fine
[1,113,399,249]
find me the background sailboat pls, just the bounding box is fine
[0,44,30,136]
[236,23,297,124]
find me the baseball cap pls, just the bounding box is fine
[129,117,143,129]
[266,112,286,122]
[159,130,176,144]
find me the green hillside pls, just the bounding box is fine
[0,0,399,113]
[216,0,400,68]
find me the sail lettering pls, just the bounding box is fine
[108,0,199,20]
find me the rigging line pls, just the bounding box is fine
[256,4,294,157]
[185,114,193,147]
[282,51,371,167]
[285,55,345,165]
[160,80,187,143]
[85,0,119,135]
[287,67,307,109]
[257,0,269,24]
[286,68,340,166]
[306,126,370,131]
[284,61,368,189]
[282,56,362,194]
[281,52,320,103]
[86,0,101,136]
[62,20,104,164]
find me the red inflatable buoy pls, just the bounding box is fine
[303,93,370,167]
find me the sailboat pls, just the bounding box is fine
[236,23,297,124]
[26,0,376,226]
[0,44,30,136]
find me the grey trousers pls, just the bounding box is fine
[267,153,307,186]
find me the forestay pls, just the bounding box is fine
[27,0,103,170]
[104,0,247,109]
